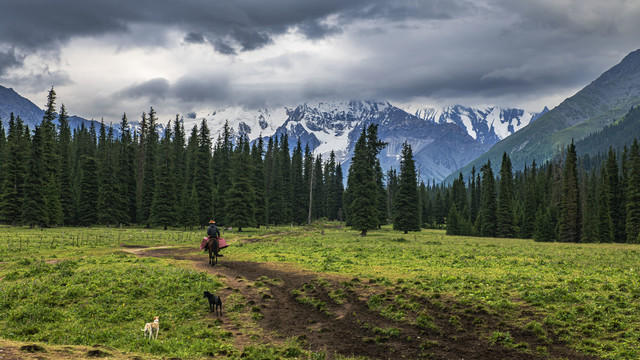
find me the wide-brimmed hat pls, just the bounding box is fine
[209,220,215,224]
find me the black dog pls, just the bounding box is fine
[203,291,222,316]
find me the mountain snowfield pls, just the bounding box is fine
[403,104,536,145]
[181,100,535,182]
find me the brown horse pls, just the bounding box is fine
[206,237,219,266]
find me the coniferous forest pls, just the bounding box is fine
[1,88,640,245]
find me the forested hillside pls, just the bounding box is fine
[443,140,640,244]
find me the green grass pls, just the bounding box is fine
[1,224,640,359]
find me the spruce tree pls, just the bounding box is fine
[497,152,515,238]
[581,169,598,243]
[346,128,378,236]
[393,142,420,234]
[558,141,581,242]
[605,148,625,242]
[224,136,256,231]
[140,108,158,226]
[290,141,305,224]
[0,114,27,225]
[212,121,233,223]
[280,134,293,223]
[312,154,324,219]
[478,160,497,237]
[96,123,121,226]
[21,126,46,227]
[117,114,137,224]
[57,104,74,225]
[172,116,186,226]
[194,120,213,225]
[597,166,614,243]
[626,139,640,243]
[251,138,267,227]
[77,155,99,226]
[150,125,176,229]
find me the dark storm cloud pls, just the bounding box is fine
[0,48,24,76]
[119,78,171,101]
[183,32,206,45]
[0,0,473,56]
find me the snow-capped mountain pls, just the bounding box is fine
[182,106,288,141]
[187,100,498,182]
[405,105,538,146]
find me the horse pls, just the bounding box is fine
[206,237,220,266]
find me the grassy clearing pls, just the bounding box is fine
[230,224,640,359]
[0,223,639,358]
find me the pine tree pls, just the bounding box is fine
[603,148,624,242]
[346,128,378,236]
[478,160,497,237]
[0,114,28,225]
[212,121,233,223]
[117,114,137,224]
[77,155,99,226]
[21,126,46,227]
[224,136,256,231]
[251,138,267,227]
[312,154,324,219]
[520,161,537,238]
[290,141,305,224]
[280,134,293,223]
[140,108,158,226]
[581,169,598,243]
[393,142,420,234]
[597,166,614,243]
[558,141,581,242]
[56,104,74,225]
[96,123,121,226]
[497,152,515,238]
[172,116,186,226]
[150,124,176,229]
[194,120,213,225]
[626,139,640,243]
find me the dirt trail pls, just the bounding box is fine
[131,246,600,360]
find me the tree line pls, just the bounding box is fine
[4,88,637,243]
[0,88,350,230]
[443,140,640,243]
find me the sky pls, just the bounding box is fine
[1,0,639,124]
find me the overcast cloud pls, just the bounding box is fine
[0,0,639,123]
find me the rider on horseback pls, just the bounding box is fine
[206,220,223,257]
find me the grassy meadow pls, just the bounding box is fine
[0,224,639,359]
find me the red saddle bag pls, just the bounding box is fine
[218,237,228,249]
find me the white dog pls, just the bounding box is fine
[141,316,159,340]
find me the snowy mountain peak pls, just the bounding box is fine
[405,104,535,145]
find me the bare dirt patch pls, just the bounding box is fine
[131,246,600,360]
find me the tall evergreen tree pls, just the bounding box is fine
[77,155,99,226]
[478,160,497,237]
[21,126,45,227]
[346,128,379,236]
[290,140,306,224]
[558,141,581,242]
[96,124,121,226]
[150,124,176,229]
[497,152,515,238]
[0,114,27,225]
[140,108,159,226]
[393,142,420,233]
[224,136,256,231]
[626,139,640,243]
[194,120,213,225]
[172,116,186,226]
[252,138,267,227]
[57,104,74,225]
[605,148,625,242]
[117,114,137,224]
[312,154,324,219]
[597,166,614,243]
[212,121,233,223]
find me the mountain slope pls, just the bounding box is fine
[0,85,97,131]
[271,100,491,183]
[446,48,640,183]
[405,105,537,146]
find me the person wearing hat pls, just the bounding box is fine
[206,220,223,256]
